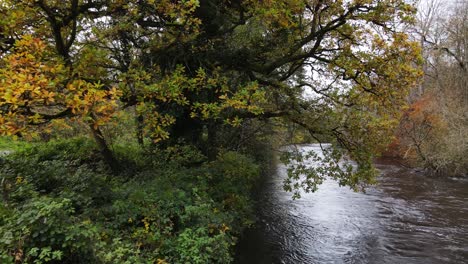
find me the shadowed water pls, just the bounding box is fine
[236,145,468,264]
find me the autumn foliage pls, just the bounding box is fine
[390,94,444,163]
[0,0,427,263]
[0,36,120,136]
[390,0,467,176]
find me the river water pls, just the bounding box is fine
[236,145,468,264]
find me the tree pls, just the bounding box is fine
[394,0,467,176]
[0,0,422,190]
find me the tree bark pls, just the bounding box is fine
[136,113,144,147]
[206,122,218,160]
[89,124,118,174]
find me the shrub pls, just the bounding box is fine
[0,139,261,263]
[0,196,98,264]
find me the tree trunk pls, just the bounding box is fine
[206,122,218,160]
[136,113,144,147]
[172,113,203,146]
[90,124,118,173]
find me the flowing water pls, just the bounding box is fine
[236,145,468,264]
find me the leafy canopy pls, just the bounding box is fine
[0,0,422,192]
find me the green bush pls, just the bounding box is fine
[0,138,261,263]
[0,196,98,264]
[0,136,34,153]
[173,227,232,264]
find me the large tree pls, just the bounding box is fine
[0,0,422,191]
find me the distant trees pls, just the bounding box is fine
[394,0,467,176]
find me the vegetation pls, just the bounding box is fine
[0,0,429,263]
[1,138,261,263]
[0,0,422,188]
[390,0,467,177]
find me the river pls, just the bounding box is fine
[236,144,468,264]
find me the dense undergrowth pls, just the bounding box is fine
[0,138,261,263]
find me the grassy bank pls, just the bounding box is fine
[0,138,261,263]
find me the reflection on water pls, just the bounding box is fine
[236,145,468,264]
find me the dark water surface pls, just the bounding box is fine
[236,145,468,264]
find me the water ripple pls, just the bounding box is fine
[236,145,468,264]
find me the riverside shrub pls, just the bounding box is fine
[0,138,259,263]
